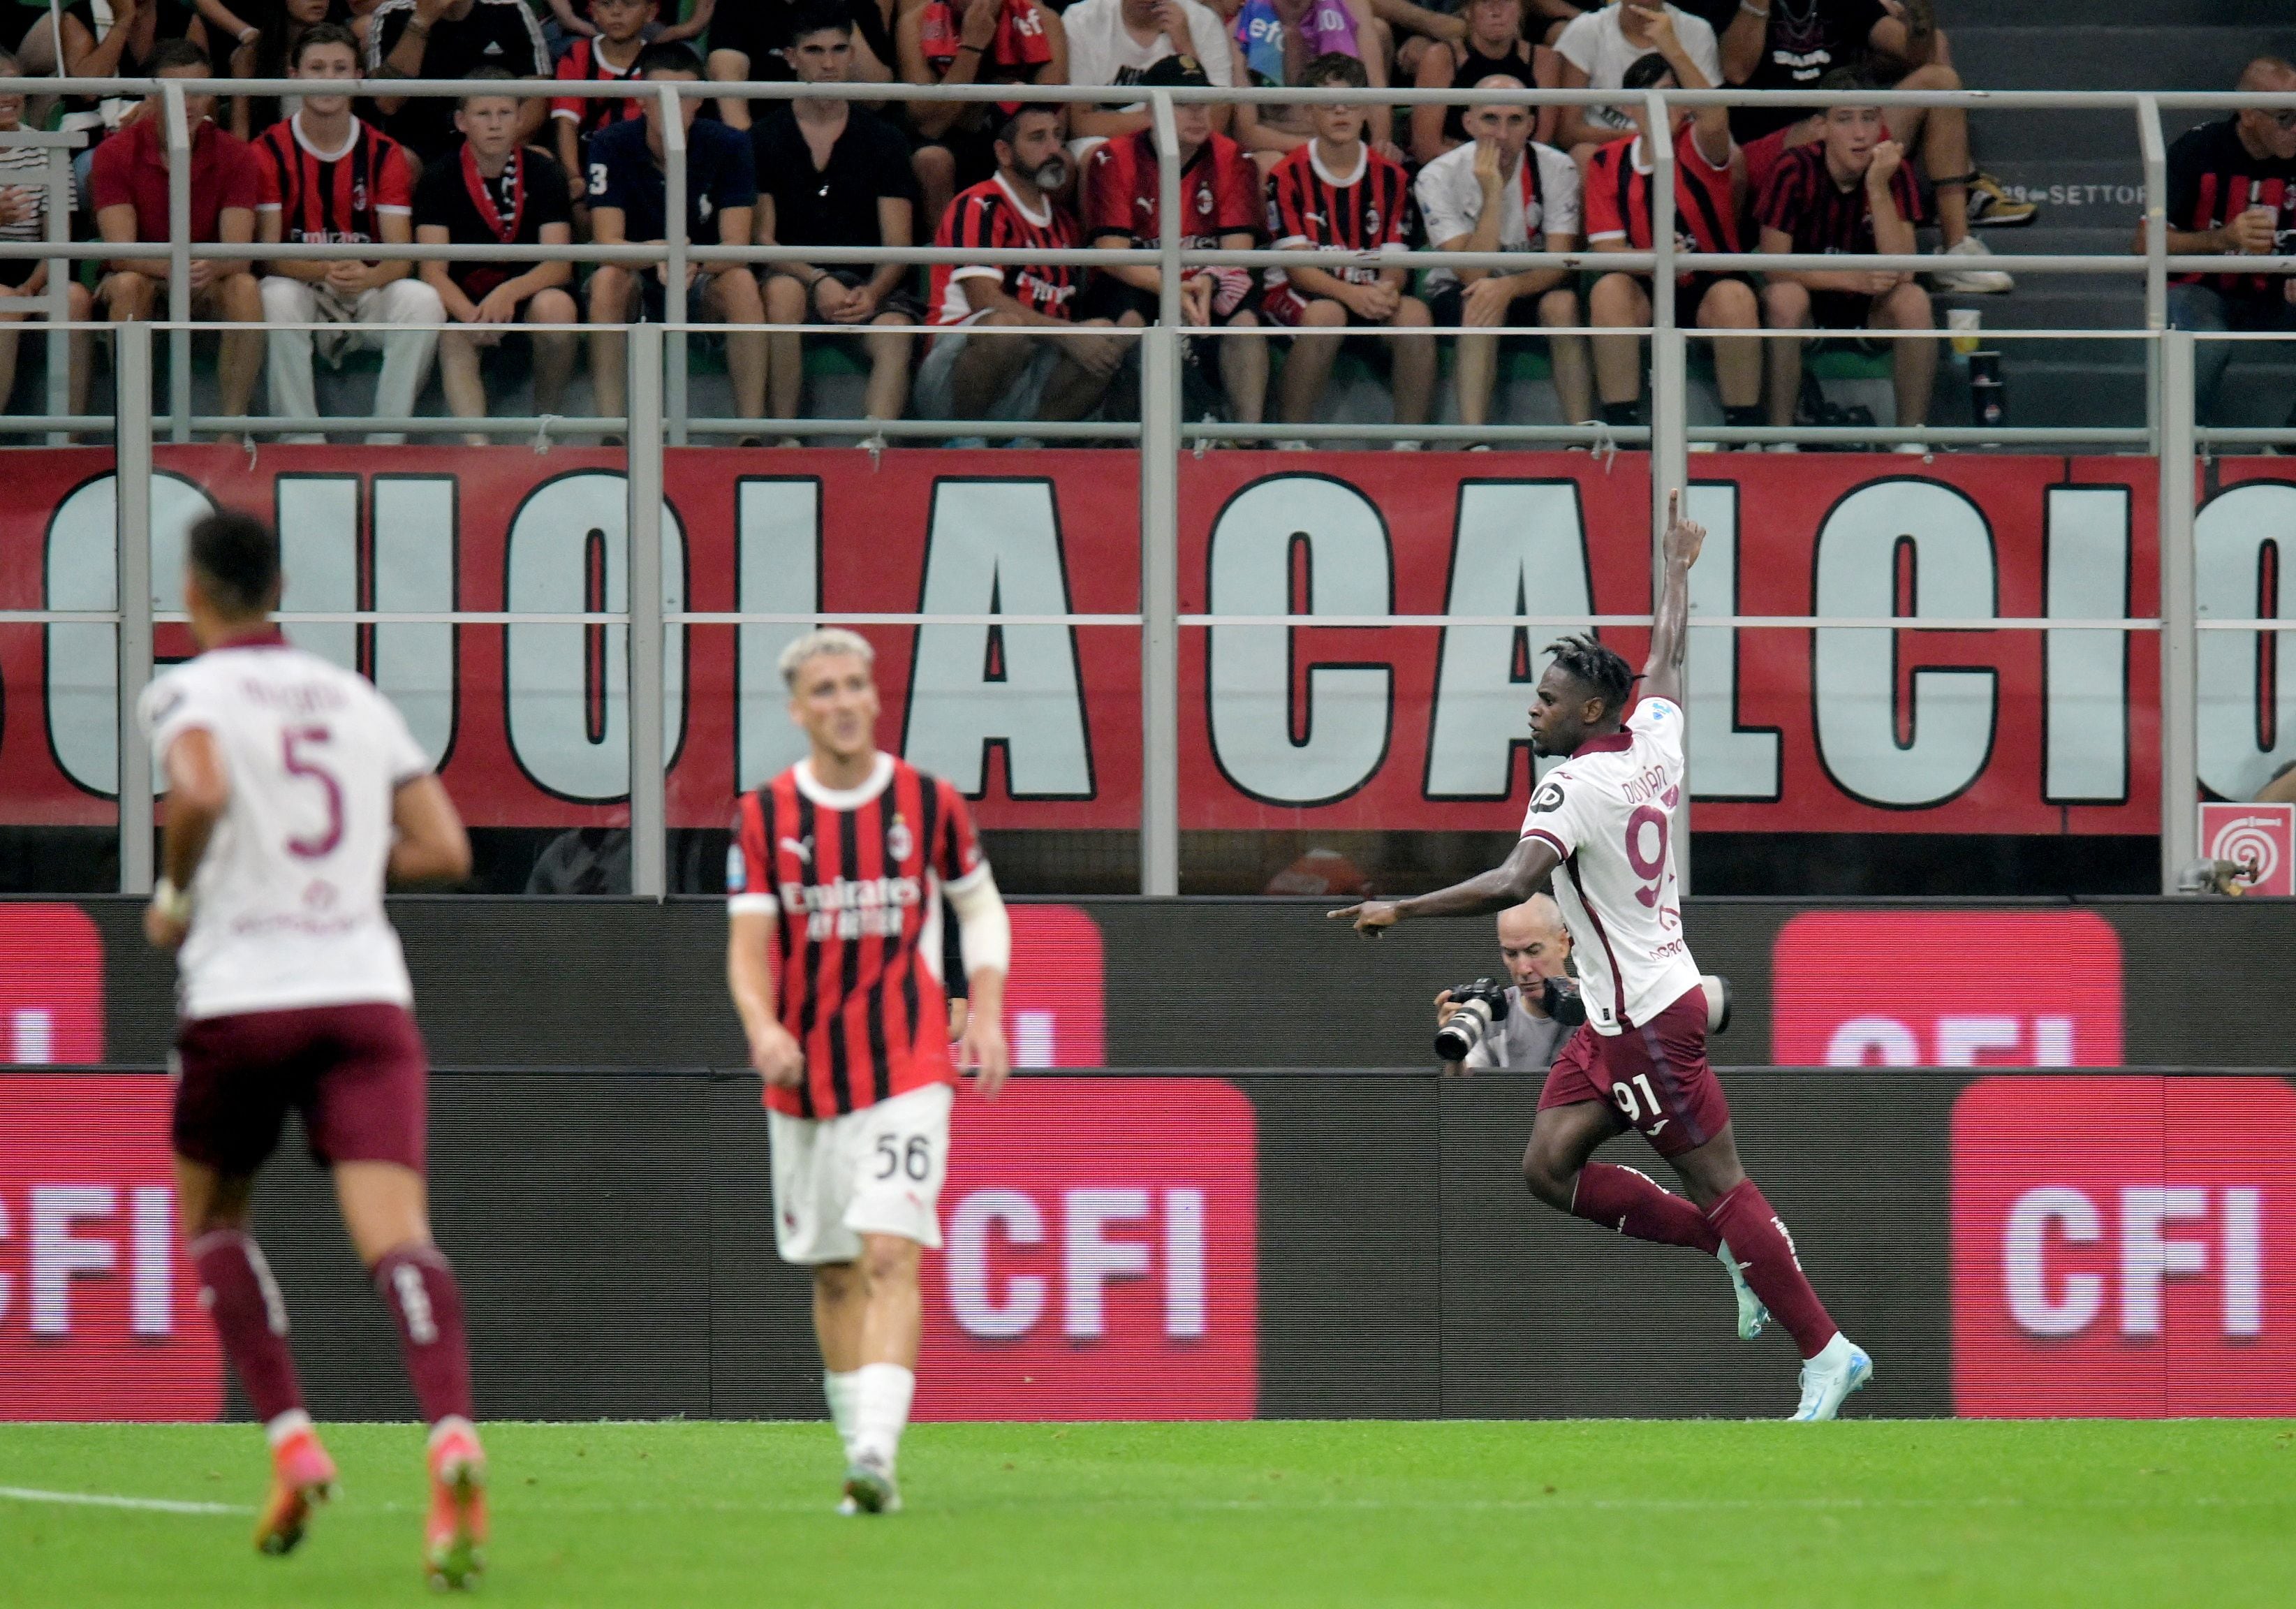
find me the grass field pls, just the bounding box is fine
[4,1420,2293,1607]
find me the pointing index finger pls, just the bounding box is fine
[1668,488,1679,527]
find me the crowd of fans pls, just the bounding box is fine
[0,1,2288,439]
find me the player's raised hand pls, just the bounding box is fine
[749,1021,807,1088]
[1661,488,1705,571]
[1328,899,1401,936]
[960,1012,1013,1101]
[1866,138,1905,191]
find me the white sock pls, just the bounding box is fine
[823,1369,862,1457]
[264,1408,314,1448]
[849,1362,915,1470]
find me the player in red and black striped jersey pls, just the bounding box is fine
[251,24,443,443]
[915,102,1126,426]
[1080,54,1267,424]
[1584,47,1762,438]
[1755,77,1936,447]
[552,0,653,204]
[726,627,1012,1517]
[1262,52,1433,442]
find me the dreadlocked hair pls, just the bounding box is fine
[1545,633,1637,718]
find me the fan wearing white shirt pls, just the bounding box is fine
[1552,1,1719,163]
[1065,0,1236,147]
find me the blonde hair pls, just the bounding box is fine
[778,626,876,691]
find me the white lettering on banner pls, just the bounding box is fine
[900,480,1094,797]
[1684,482,1783,800]
[1164,1187,1207,1338]
[1813,479,1999,807]
[2001,1184,2265,1340]
[279,475,360,677]
[1423,482,1590,798]
[0,1195,11,1323]
[735,478,820,792]
[1207,476,1392,804]
[2195,482,2296,800]
[29,1184,115,1335]
[947,1189,1046,1338]
[131,1185,173,1337]
[1825,1016,1921,1065]
[1825,1015,2080,1066]
[1936,1015,2021,1065]
[1064,1188,1151,1338]
[370,476,457,761]
[501,473,687,801]
[2043,486,2131,802]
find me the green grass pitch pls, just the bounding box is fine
[4,1420,2293,1607]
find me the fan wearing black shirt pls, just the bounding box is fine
[755,7,925,432]
[369,0,552,169]
[415,74,579,444]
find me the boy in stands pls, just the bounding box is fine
[140,510,486,1585]
[553,0,657,205]
[726,628,1015,1515]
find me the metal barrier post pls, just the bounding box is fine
[628,324,668,899]
[2137,96,2168,453]
[161,82,192,443]
[1647,89,1691,890]
[117,323,155,894]
[660,85,689,447]
[1139,92,1182,897]
[2157,328,2198,891]
[43,140,70,444]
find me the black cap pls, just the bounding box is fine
[1138,53,1212,90]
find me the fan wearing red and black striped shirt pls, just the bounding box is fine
[1584,43,1761,436]
[1754,71,1934,447]
[552,0,654,205]
[726,626,1012,1516]
[1263,52,1433,442]
[253,24,443,444]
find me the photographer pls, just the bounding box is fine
[1434,895,1576,1075]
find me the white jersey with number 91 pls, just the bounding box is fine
[138,638,429,1021]
[1517,696,1702,1036]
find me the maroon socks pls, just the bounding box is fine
[1705,1179,1839,1359]
[190,1230,306,1425]
[1571,1162,1723,1254]
[372,1242,475,1425]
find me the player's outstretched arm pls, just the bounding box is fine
[1641,489,1706,710]
[1328,835,1560,935]
[388,776,472,886]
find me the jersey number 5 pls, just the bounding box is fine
[281,725,344,860]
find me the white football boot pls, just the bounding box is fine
[1716,1241,1769,1341]
[1790,1333,1875,1421]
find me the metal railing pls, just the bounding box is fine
[3,76,2293,900]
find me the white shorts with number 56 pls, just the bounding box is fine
[767,1082,954,1265]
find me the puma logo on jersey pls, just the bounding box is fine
[781,835,814,864]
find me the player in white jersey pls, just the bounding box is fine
[137,510,490,1586]
[1332,495,1872,1420]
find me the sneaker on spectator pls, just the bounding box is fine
[1934,237,2014,294]
[1390,439,1425,452]
[1964,172,2038,228]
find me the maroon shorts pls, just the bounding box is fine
[172,1001,428,1176]
[1538,985,1730,1159]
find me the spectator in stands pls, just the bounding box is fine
[1387,0,1579,82]
[915,103,1128,429]
[368,0,552,170]
[1550,2,1719,170]
[1064,0,1237,150]
[2154,57,2296,429]
[1585,47,1760,437]
[90,40,265,426]
[218,0,358,140]
[19,0,168,83]
[545,0,712,54]
[1713,0,2017,293]
[1217,0,1395,175]
[1411,0,1537,168]
[756,3,922,432]
[552,0,654,205]
[1081,54,1267,426]
[415,70,577,443]
[899,0,1067,244]
[0,50,95,422]
[1756,70,1933,450]
[1414,77,1590,430]
[708,0,896,131]
[253,23,441,443]
[585,43,767,429]
[1263,52,1432,446]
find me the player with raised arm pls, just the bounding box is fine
[725,628,1014,1515]
[138,511,488,1586]
[1330,494,1873,1420]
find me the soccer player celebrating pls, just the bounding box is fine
[138,511,487,1585]
[725,628,1015,1513]
[1330,494,1874,1421]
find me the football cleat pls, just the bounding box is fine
[425,1420,488,1591]
[842,1452,902,1515]
[1790,1334,1875,1422]
[254,1425,337,1557]
[1716,1242,1769,1342]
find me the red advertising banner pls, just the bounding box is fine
[0,1075,224,1421]
[1951,1075,2296,1418]
[6,445,2287,836]
[0,904,105,1066]
[1772,911,2124,1066]
[915,1077,1258,1420]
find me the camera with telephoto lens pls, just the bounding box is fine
[1435,974,1732,1062]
